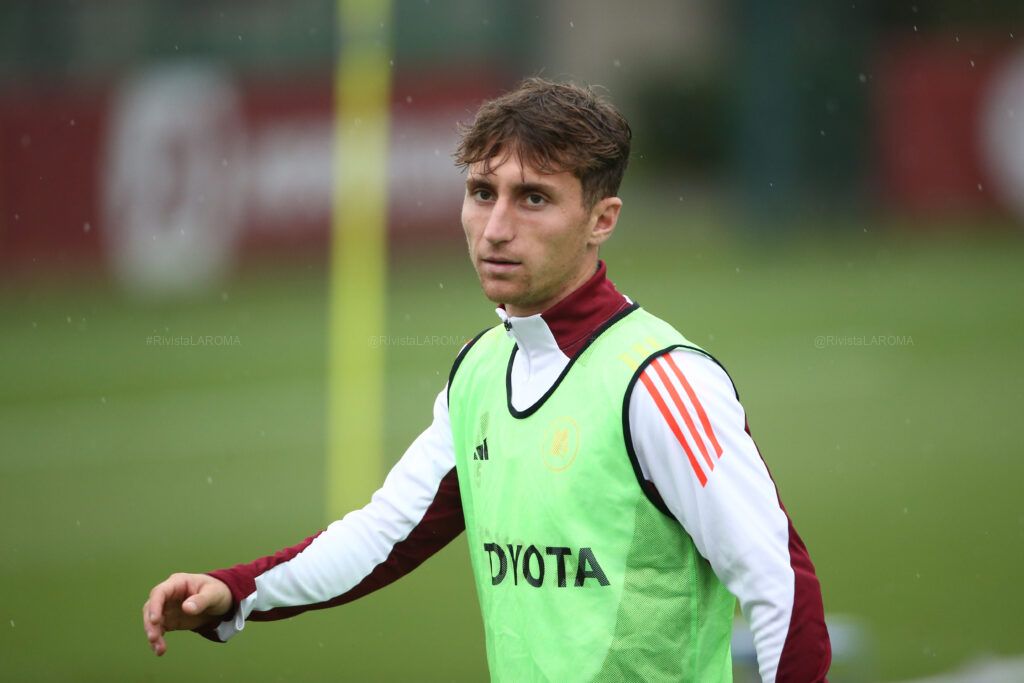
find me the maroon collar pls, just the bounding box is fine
[539,261,631,358]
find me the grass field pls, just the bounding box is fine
[1,217,1022,681]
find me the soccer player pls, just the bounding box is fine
[143,78,831,682]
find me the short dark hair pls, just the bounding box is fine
[454,77,632,208]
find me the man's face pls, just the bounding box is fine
[461,154,619,317]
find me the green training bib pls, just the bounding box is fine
[448,306,736,682]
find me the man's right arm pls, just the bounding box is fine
[163,386,463,645]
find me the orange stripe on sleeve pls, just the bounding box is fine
[638,372,707,487]
[663,353,723,457]
[650,358,715,472]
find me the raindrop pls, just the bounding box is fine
[207,476,214,485]
[613,59,621,68]
[83,222,91,233]
[220,291,229,302]
[977,183,984,192]
[237,34,242,41]
[69,119,76,127]
[405,95,413,104]
[66,316,72,324]
[100,397,107,405]
[221,158,228,167]
[820,129,826,137]
[858,73,867,83]
[569,21,574,28]
[9,621,13,628]
[954,34,960,43]
[76,520,81,526]
[389,59,394,67]
[969,60,975,68]
[439,282,445,289]
[913,25,918,32]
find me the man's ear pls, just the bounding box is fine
[587,196,622,247]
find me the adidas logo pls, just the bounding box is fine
[473,438,489,461]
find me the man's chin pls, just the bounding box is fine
[479,281,522,308]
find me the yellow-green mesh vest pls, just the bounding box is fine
[448,305,736,682]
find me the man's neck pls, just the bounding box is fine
[504,260,600,319]
[502,261,630,359]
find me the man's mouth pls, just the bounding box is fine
[480,257,521,268]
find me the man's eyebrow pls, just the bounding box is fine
[518,182,558,196]
[466,176,495,189]
[465,177,559,196]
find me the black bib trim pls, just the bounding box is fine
[505,302,641,419]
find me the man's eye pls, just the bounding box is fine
[472,189,493,201]
[525,194,546,206]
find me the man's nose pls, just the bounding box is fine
[482,197,515,244]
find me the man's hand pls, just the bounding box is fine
[143,573,232,656]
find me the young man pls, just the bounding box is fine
[143,78,831,682]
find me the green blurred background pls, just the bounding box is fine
[2,1,1023,681]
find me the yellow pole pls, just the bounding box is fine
[328,0,392,521]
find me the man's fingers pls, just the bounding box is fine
[142,602,166,655]
[145,588,166,626]
[143,574,194,656]
[143,573,227,655]
[147,574,189,621]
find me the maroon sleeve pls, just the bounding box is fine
[775,514,832,682]
[746,416,831,681]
